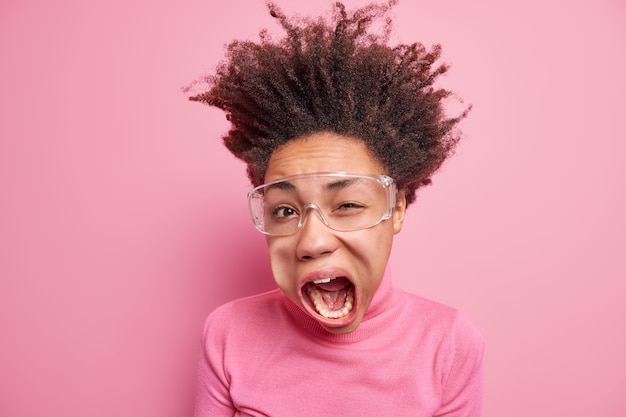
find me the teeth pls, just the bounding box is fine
[313,277,333,284]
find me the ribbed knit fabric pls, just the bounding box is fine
[194,269,484,416]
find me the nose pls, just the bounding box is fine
[295,204,339,260]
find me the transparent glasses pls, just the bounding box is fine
[247,172,398,236]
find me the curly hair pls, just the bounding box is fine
[188,1,470,206]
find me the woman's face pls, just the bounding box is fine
[263,132,406,334]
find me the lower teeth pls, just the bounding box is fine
[306,285,354,319]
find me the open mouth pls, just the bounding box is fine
[303,276,355,319]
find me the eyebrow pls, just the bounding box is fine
[324,178,359,191]
[265,177,361,193]
[265,181,296,192]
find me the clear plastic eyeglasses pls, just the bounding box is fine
[247,172,398,236]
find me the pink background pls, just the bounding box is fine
[1,0,625,416]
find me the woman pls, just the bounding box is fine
[189,2,483,416]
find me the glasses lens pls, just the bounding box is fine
[248,173,395,236]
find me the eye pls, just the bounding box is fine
[334,202,366,213]
[271,205,299,219]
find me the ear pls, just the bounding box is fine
[392,191,407,234]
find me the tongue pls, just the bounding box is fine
[321,288,348,310]
[315,277,351,292]
[304,278,356,316]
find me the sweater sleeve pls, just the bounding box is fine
[434,312,485,417]
[194,303,236,417]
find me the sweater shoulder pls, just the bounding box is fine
[403,292,459,323]
[402,292,483,343]
[202,289,286,338]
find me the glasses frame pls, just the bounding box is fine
[247,172,398,236]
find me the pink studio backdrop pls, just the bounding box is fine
[1,0,624,416]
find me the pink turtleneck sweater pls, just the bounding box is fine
[194,269,484,416]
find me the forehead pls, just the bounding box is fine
[264,173,378,194]
[264,132,385,183]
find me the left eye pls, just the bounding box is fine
[335,202,365,212]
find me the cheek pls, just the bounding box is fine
[266,239,296,286]
[266,238,292,263]
[359,224,394,256]
[345,228,394,273]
